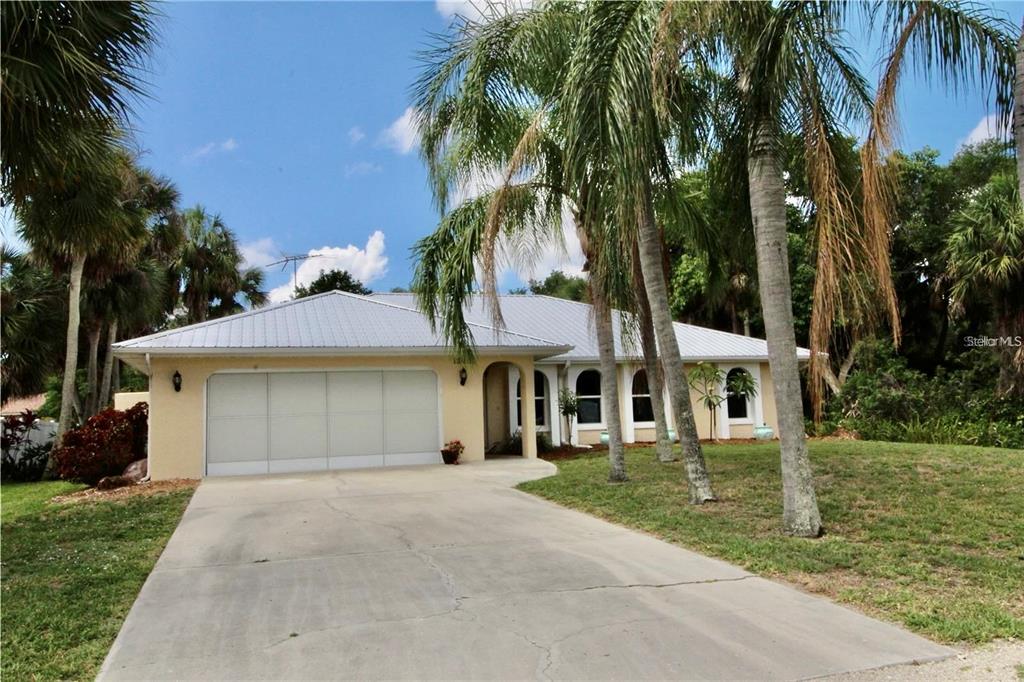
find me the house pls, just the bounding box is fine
[113,291,808,479]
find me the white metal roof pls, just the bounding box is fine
[112,291,570,358]
[370,293,810,363]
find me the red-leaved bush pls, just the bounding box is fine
[123,402,149,458]
[53,404,148,485]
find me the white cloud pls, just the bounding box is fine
[240,237,279,269]
[348,126,366,144]
[268,231,389,302]
[184,137,239,162]
[959,114,1010,149]
[344,161,383,178]
[379,107,419,155]
[435,0,532,22]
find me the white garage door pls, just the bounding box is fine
[206,370,440,476]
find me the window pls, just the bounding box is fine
[516,370,547,427]
[726,368,751,420]
[576,370,602,424]
[631,369,655,423]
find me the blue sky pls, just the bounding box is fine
[9,1,1022,299]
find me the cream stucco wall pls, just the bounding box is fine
[758,361,778,432]
[145,354,536,480]
[113,391,149,411]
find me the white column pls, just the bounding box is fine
[716,363,730,440]
[752,363,764,427]
[621,363,635,443]
[539,365,561,445]
[521,363,537,459]
[507,366,520,435]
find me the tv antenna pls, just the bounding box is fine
[265,253,322,297]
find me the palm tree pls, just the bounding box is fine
[95,258,170,410]
[74,159,180,417]
[1,1,157,201]
[650,0,1015,535]
[15,142,146,450]
[0,247,67,398]
[176,206,265,323]
[412,6,635,481]
[558,2,716,502]
[1013,20,1023,198]
[946,173,1024,395]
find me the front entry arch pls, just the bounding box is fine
[481,360,538,458]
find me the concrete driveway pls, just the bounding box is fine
[100,459,950,681]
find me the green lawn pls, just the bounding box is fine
[520,440,1024,644]
[1,482,195,680]
[1,481,86,524]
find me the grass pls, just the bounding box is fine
[2,481,86,524]
[519,440,1024,644]
[1,482,195,680]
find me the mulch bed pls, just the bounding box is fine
[51,479,198,506]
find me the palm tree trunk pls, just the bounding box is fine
[748,123,822,537]
[1015,25,1024,198]
[99,319,119,410]
[112,355,121,394]
[633,249,675,462]
[592,280,627,482]
[46,252,87,476]
[636,185,715,503]
[85,325,101,417]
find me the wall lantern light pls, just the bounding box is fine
[459,367,468,386]
[172,371,182,393]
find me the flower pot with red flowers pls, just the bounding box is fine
[441,439,464,465]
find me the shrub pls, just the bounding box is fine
[2,410,36,452]
[123,402,149,459]
[486,431,554,455]
[1,441,52,482]
[52,406,148,485]
[828,341,1024,448]
[1,410,54,482]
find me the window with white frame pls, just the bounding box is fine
[631,369,655,423]
[576,370,602,424]
[516,370,547,427]
[725,367,752,421]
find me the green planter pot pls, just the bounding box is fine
[599,431,609,445]
[754,424,774,440]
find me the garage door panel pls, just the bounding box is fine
[328,371,382,413]
[270,373,326,415]
[384,411,438,454]
[330,454,385,470]
[208,375,266,418]
[329,413,384,457]
[269,457,327,474]
[208,416,268,463]
[385,451,442,466]
[270,415,327,460]
[383,371,437,412]
[207,369,441,476]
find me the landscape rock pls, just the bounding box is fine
[123,458,148,482]
[97,475,133,491]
